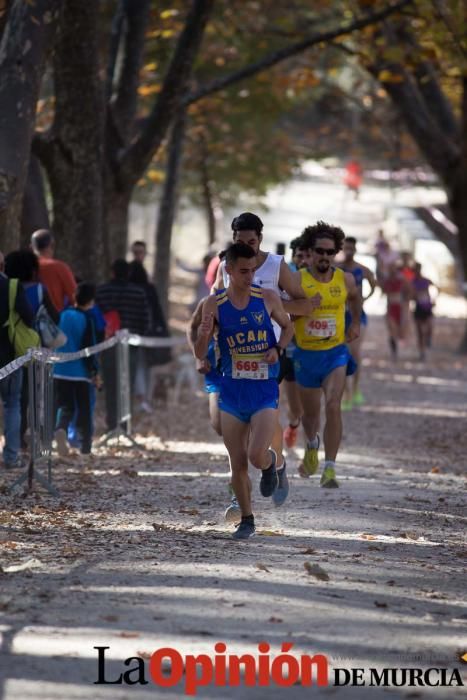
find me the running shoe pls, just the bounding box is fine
[341,399,353,411]
[320,464,339,488]
[302,435,320,476]
[54,428,70,457]
[283,423,299,448]
[224,496,241,523]
[259,450,278,497]
[353,391,365,406]
[232,520,256,540]
[272,460,289,506]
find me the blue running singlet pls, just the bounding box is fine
[215,285,279,422]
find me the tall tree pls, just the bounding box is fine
[353,1,467,345]
[32,0,214,281]
[0,0,62,251]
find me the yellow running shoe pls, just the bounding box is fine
[302,435,320,476]
[353,390,365,406]
[341,399,353,411]
[320,464,339,488]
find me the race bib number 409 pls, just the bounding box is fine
[232,355,269,380]
[306,317,336,338]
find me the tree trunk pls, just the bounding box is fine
[42,0,106,282]
[200,145,216,246]
[20,154,50,246]
[154,109,187,318]
[104,188,131,264]
[0,0,62,251]
[450,78,467,352]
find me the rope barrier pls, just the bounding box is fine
[0,330,187,377]
[1,329,189,494]
[0,352,33,381]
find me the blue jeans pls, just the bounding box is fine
[0,370,23,464]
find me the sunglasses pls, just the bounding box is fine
[314,247,336,256]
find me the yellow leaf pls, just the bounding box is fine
[144,62,158,71]
[161,29,175,39]
[160,9,178,19]
[147,169,165,183]
[378,70,404,83]
[138,84,161,97]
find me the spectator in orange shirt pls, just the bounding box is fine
[31,229,77,312]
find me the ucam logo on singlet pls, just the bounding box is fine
[226,329,268,352]
[251,311,264,325]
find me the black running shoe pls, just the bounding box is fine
[272,460,289,506]
[260,450,278,497]
[232,520,256,540]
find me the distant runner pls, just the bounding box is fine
[338,236,376,409]
[411,263,437,361]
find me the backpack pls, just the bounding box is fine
[35,285,67,349]
[3,279,40,357]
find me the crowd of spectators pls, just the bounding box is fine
[0,233,169,468]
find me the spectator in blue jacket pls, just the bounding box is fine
[54,283,100,456]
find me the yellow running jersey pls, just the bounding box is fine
[294,267,347,350]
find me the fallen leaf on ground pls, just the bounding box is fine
[399,532,419,540]
[178,508,200,515]
[360,534,377,540]
[304,562,330,581]
[256,562,270,572]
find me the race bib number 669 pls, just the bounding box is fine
[232,354,268,380]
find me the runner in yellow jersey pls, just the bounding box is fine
[291,222,361,488]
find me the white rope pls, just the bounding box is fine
[127,333,186,348]
[0,330,188,380]
[33,335,119,364]
[0,352,33,381]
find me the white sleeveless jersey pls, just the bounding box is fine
[221,252,283,340]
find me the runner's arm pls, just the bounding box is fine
[187,297,212,373]
[280,268,322,315]
[362,265,376,301]
[278,260,306,299]
[212,259,225,292]
[282,295,322,316]
[345,272,361,343]
[194,296,217,360]
[187,297,207,352]
[263,289,294,363]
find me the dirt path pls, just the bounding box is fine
[0,313,466,699]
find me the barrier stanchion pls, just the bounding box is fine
[8,352,59,496]
[2,330,187,495]
[96,330,143,449]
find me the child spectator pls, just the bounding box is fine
[54,283,100,456]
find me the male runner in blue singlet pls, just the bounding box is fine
[195,243,293,539]
[337,236,375,408]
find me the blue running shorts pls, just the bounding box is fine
[294,344,357,389]
[204,367,221,394]
[219,377,279,423]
